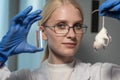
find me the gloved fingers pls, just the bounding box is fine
[13,42,44,54]
[26,16,42,31]
[99,0,120,15]
[99,1,114,13]
[103,11,120,20]
[11,6,33,22]
[23,10,42,25]
[23,44,44,53]
[112,3,120,11]
[32,48,44,53]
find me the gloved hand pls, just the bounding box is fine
[99,0,120,20]
[0,6,43,67]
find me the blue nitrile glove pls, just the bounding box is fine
[99,0,120,20]
[0,6,43,67]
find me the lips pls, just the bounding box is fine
[62,42,77,48]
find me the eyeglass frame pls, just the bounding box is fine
[43,23,88,34]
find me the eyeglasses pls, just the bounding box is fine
[44,23,88,34]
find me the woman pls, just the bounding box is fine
[0,0,120,80]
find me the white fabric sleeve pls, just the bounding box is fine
[6,69,33,80]
[101,63,120,80]
[0,66,34,80]
[0,66,11,80]
[90,63,120,80]
[89,63,120,80]
[112,65,120,80]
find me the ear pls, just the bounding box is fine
[40,26,48,41]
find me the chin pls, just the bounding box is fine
[62,50,76,57]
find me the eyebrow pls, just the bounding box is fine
[54,19,83,24]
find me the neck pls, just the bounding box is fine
[47,53,74,64]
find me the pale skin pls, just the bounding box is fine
[41,4,83,64]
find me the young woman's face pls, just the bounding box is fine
[43,4,83,58]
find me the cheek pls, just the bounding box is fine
[47,34,64,55]
[47,32,62,47]
[48,37,61,45]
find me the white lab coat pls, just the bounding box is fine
[0,59,120,80]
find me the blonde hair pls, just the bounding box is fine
[39,0,84,61]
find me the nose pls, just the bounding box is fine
[66,28,76,38]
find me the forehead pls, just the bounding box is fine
[48,4,83,23]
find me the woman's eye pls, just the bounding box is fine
[74,23,82,29]
[56,23,66,29]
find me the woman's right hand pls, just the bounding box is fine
[99,0,120,20]
[0,6,43,66]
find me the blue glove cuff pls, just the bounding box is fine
[0,53,7,68]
